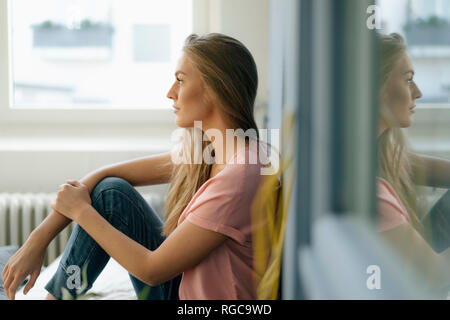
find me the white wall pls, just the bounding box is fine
[0,0,270,194]
[208,0,270,108]
[0,122,175,194]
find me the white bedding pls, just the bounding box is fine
[16,255,136,300]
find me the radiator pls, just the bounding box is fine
[0,192,164,266]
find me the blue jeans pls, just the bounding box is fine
[422,189,450,253]
[45,177,182,300]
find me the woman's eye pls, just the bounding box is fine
[176,78,183,84]
[407,78,413,83]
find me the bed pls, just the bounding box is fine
[15,255,136,300]
[0,246,137,300]
[0,191,166,300]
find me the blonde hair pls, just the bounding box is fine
[162,33,260,236]
[377,33,423,232]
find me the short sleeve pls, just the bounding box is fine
[378,198,409,232]
[377,179,410,232]
[184,164,258,247]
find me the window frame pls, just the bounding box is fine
[0,0,209,125]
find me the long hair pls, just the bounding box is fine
[377,33,423,232]
[162,33,260,236]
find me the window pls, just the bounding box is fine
[281,0,426,299]
[0,0,206,124]
[10,0,191,109]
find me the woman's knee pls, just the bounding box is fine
[90,177,133,202]
[89,177,163,239]
[89,177,137,226]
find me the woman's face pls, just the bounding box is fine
[381,53,423,129]
[166,53,215,128]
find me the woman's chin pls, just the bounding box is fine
[175,118,192,129]
[401,118,413,128]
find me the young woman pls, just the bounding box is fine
[376,33,450,295]
[1,33,276,300]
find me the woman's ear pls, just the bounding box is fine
[201,87,223,119]
[201,85,216,106]
[379,87,392,124]
[379,102,399,129]
[379,84,388,107]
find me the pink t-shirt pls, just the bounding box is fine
[377,177,410,232]
[177,143,269,299]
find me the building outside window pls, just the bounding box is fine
[379,0,450,103]
[10,0,192,110]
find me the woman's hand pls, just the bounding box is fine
[1,237,46,300]
[51,180,92,222]
[2,179,92,300]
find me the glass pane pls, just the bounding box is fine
[376,1,450,282]
[10,0,192,109]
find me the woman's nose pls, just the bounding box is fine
[414,82,423,100]
[167,83,177,100]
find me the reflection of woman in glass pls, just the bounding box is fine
[377,33,450,294]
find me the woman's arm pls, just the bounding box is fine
[45,180,226,287]
[409,152,450,188]
[42,167,230,288]
[74,204,227,286]
[30,168,109,248]
[32,152,173,246]
[96,152,174,187]
[1,152,174,299]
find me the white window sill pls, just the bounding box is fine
[417,103,450,110]
[0,123,176,193]
[409,140,450,156]
[0,123,177,153]
[0,136,172,153]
